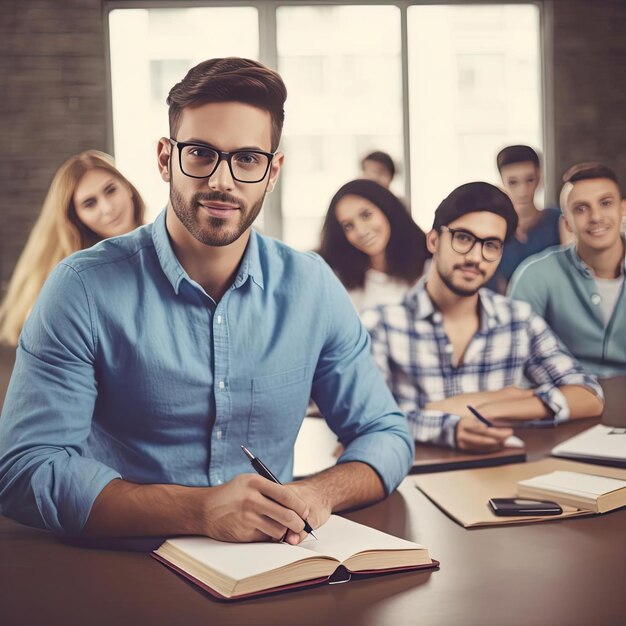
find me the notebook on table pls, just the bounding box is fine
[410,445,526,474]
[152,515,437,601]
[551,424,626,468]
[518,470,626,513]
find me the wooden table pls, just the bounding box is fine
[2,404,625,626]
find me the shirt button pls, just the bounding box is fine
[219,380,225,390]
[216,429,222,440]
[445,344,453,353]
[591,294,601,306]
[433,313,442,323]
[217,315,222,325]
[215,479,223,485]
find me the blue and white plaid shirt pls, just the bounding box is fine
[362,278,603,448]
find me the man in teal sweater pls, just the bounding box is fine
[509,162,626,377]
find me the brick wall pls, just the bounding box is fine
[551,0,626,189]
[0,0,107,290]
[0,0,625,292]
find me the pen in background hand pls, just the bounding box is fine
[466,405,494,427]
[240,444,318,539]
[466,405,525,449]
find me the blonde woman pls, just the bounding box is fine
[0,150,145,346]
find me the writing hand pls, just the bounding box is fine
[197,474,311,543]
[456,416,513,452]
[283,481,332,545]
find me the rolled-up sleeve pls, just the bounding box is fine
[525,312,604,422]
[0,263,120,536]
[405,409,460,448]
[311,264,414,494]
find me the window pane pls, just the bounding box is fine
[277,5,403,250]
[109,8,259,222]
[408,5,543,230]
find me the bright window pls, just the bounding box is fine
[108,3,543,247]
[407,4,543,229]
[276,4,403,250]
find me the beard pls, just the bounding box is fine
[169,182,265,247]
[437,262,487,297]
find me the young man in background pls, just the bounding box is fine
[509,162,626,377]
[488,144,567,293]
[365,182,603,452]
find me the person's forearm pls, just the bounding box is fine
[561,385,604,419]
[426,387,534,416]
[297,461,385,513]
[478,395,550,421]
[82,479,202,538]
[479,385,603,421]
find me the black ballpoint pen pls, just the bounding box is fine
[240,444,318,539]
[466,405,495,427]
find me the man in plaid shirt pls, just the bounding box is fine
[363,182,604,451]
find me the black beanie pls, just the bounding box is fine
[432,182,518,242]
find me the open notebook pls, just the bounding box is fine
[551,424,626,468]
[152,515,436,600]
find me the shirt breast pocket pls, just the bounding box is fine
[247,365,311,451]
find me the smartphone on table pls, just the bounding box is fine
[488,498,563,516]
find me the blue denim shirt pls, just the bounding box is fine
[0,210,413,535]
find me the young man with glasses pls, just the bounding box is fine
[363,182,603,452]
[0,58,413,542]
[509,163,626,377]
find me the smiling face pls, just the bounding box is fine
[499,161,540,213]
[335,194,392,261]
[562,178,625,254]
[158,101,283,248]
[73,168,136,240]
[428,211,507,297]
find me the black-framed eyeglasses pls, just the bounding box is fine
[441,226,504,262]
[169,139,274,183]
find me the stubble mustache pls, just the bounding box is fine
[193,190,244,210]
[453,262,486,276]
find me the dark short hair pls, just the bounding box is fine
[319,179,428,290]
[562,161,620,186]
[361,151,396,178]
[167,57,287,151]
[432,182,518,242]
[497,145,540,172]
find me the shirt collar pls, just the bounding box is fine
[151,208,265,295]
[567,236,626,279]
[152,209,186,294]
[405,276,435,320]
[405,275,502,331]
[233,228,265,291]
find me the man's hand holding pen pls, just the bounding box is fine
[285,480,333,544]
[195,473,315,544]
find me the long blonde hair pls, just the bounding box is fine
[0,150,145,346]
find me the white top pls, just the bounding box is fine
[594,275,624,325]
[348,268,414,314]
